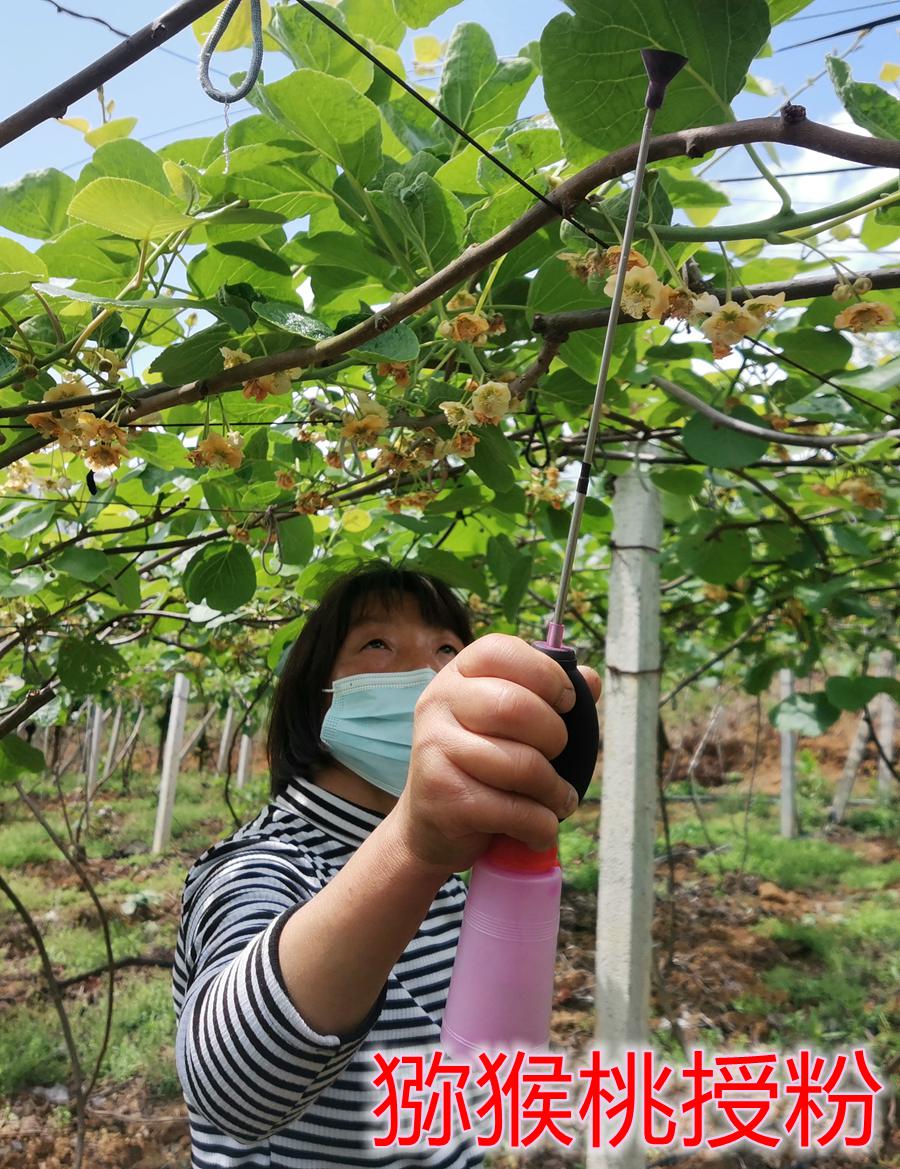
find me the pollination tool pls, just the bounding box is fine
[441,48,688,1059]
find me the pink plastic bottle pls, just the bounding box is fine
[440,834,562,1061]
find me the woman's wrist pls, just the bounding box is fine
[381,800,455,888]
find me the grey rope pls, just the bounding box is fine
[198,0,264,104]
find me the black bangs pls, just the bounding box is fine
[266,563,475,798]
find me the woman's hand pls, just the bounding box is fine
[392,633,601,875]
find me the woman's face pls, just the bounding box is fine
[325,593,465,706]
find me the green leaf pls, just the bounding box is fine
[340,0,404,49]
[6,503,57,541]
[542,0,770,152]
[263,70,383,184]
[187,242,295,302]
[659,170,729,212]
[378,171,466,272]
[762,523,801,558]
[0,345,17,379]
[468,425,519,494]
[676,526,752,585]
[183,542,257,612]
[437,24,536,139]
[252,301,334,341]
[768,0,813,22]
[778,328,852,374]
[53,547,109,583]
[277,515,315,565]
[84,117,138,148]
[784,389,861,423]
[104,561,142,610]
[826,675,900,711]
[833,355,900,395]
[681,406,770,468]
[0,735,44,780]
[76,139,170,197]
[476,129,562,194]
[412,548,488,598]
[392,0,462,29]
[148,323,233,384]
[745,658,778,696]
[0,169,75,240]
[128,431,193,470]
[32,281,204,312]
[270,2,374,92]
[828,56,900,140]
[829,524,870,557]
[68,178,195,240]
[353,322,420,362]
[769,692,841,735]
[0,567,46,598]
[0,238,48,298]
[568,173,674,242]
[502,547,534,624]
[57,637,127,697]
[528,259,612,384]
[37,223,133,297]
[651,468,706,496]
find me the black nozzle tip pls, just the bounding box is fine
[641,48,688,110]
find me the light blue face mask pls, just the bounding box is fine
[319,667,437,797]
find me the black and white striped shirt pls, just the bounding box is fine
[172,777,484,1168]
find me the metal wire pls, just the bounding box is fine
[198,0,264,104]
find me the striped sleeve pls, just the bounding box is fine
[175,851,388,1144]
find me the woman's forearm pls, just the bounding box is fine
[277,810,452,1037]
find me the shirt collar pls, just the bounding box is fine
[275,775,385,848]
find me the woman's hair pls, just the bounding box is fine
[267,563,475,797]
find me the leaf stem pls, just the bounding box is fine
[743,143,792,214]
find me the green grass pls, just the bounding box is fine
[664,814,900,891]
[559,816,598,890]
[737,895,900,1061]
[0,769,244,1101]
[0,972,180,1099]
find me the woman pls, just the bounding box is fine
[173,563,600,1168]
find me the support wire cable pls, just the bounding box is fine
[198,0,264,103]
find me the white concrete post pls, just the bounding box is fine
[236,733,253,790]
[779,669,798,838]
[81,700,94,774]
[86,705,106,799]
[590,466,662,1169]
[152,674,190,855]
[831,712,870,823]
[217,700,236,775]
[876,651,896,801]
[102,703,122,779]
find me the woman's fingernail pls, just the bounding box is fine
[556,686,576,713]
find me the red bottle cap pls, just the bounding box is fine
[485,835,559,873]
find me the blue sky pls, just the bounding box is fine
[1,0,895,193]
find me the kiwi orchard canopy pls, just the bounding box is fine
[0,0,899,774]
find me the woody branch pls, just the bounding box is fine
[2,110,899,472]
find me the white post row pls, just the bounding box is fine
[876,650,896,801]
[779,669,798,839]
[589,466,662,1169]
[152,673,191,855]
[217,699,236,775]
[236,733,253,790]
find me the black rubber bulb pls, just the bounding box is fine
[532,641,600,803]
